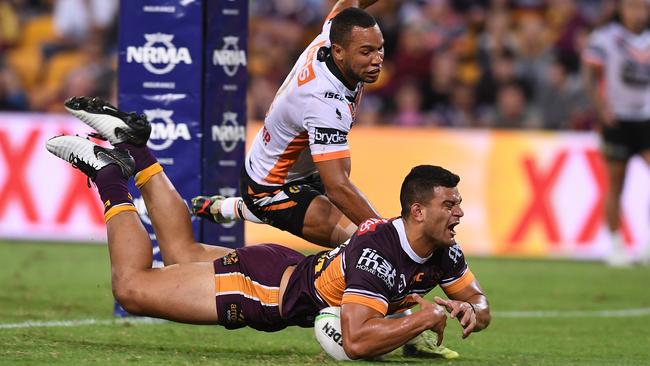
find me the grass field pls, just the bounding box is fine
[1,241,650,365]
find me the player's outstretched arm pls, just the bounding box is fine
[315,157,381,225]
[327,0,379,20]
[436,278,491,338]
[331,0,379,12]
[340,295,447,359]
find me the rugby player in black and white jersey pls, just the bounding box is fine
[583,0,650,266]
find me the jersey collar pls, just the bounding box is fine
[325,52,360,92]
[392,218,431,264]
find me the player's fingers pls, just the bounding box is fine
[434,296,452,312]
[434,316,447,346]
[433,296,446,306]
[459,307,472,326]
[462,320,476,339]
[412,294,426,305]
[449,303,462,318]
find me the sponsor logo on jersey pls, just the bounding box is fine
[356,248,396,288]
[324,91,345,101]
[143,109,192,151]
[212,112,245,153]
[410,272,425,284]
[357,218,387,235]
[224,302,245,325]
[213,36,247,77]
[313,127,348,145]
[126,33,192,75]
[222,251,239,266]
[297,40,327,86]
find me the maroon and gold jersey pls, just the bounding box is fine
[281,218,474,327]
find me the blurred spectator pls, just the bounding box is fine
[475,48,533,106]
[392,80,430,127]
[0,57,29,110]
[0,1,20,50]
[513,13,554,95]
[535,54,590,130]
[422,50,458,112]
[487,81,541,129]
[431,80,490,127]
[52,0,118,41]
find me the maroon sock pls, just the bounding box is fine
[95,164,133,214]
[114,142,158,174]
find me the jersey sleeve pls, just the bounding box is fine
[583,28,607,67]
[438,244,475,296]
[304,94,352,163]
[341,244,394,316]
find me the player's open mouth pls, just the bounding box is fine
[367,69,380,76]
[448,222,459,236]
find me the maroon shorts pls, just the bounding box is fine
[213,244,305,332]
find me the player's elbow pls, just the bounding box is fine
[342,339,369,360]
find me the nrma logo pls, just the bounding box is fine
[126,33,192,75]
[144,109,191,151]
[212,112,245,153]
[213,36,247,77]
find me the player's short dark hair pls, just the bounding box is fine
[400,165,460,217]
[330,7,377,47]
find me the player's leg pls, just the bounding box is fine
[637,147,650,263]
[46,135,218,323]
[106,212,217,323]
[192,195,263,224]
[600,122,633,266]
[64,96,233,264]
[603,158,629,266]
[136,170,234,264]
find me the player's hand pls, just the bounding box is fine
[434,296,477,339]
[413,294,447,345]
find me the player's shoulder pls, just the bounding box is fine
[348,218,400,253]
[430,242,467,270]
[591,22,621,40]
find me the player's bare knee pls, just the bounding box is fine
[111,274,147,315]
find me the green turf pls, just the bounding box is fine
[1,241,650,365]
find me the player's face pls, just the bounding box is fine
[422,186,464,247]
[340,25,384,84]
[621,0,648,33]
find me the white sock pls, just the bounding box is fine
[609,230,625,252]
[220,197,263,223]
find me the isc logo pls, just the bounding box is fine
[143,109,191,151]
[126,33,192,75]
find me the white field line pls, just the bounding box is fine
[493,307,650,318]
[2,308,650,329]
[0,317,166,329]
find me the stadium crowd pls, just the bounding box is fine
[0,0,620,129]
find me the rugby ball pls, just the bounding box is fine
[314,306,351,361]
